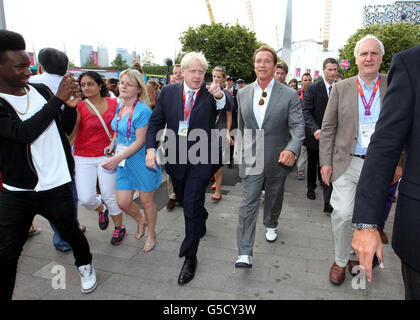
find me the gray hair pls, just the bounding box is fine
[180,52,208,71]
[354,35,385,58]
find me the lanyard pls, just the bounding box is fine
[356,76,380,116]
[116,99,139,141]
[182,87,200,121]
[299,89,304,100]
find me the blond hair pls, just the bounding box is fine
[181,52,208,71]
[119,69,151,107]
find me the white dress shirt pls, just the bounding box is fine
[183,81,226,111]
[253,77,275,128]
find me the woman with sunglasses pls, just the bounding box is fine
[102,69,161,252]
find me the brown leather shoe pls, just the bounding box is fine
[166,198,176,210]
[347,260,360,277]
[379,229,388,244]
[329,262,346,285]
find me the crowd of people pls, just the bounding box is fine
[0,28,419,300]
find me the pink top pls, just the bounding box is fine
[74,97,117,157]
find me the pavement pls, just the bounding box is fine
[13,166,405,300]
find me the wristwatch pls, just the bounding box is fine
[353,223,379,230]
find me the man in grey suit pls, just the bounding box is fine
[319,35,399,285]
[234,45,305,268]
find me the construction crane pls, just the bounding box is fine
[246,0,255,32]
[322,0,332,51]
[206,0,215,24]
[275,25,281,50]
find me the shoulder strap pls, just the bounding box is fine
[85,99,113,142]
[29,82,54,101]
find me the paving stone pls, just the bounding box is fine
[14,172,404,300]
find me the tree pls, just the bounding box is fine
[141,50,157,66]
[82,56,98,69]
[68,61,77,68]
[338,22,420,78]
[179,23,260,83]
[110,54,129,71]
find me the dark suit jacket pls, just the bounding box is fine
[302,79,330,150]
[146,82,222,181]
[353,45,420,272]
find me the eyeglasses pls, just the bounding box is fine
[259,91,267,106]
[119,81,139,88]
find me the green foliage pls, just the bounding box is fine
[68,61,77,68]
[143,65,171,75]
[110,54,129,71]
[339,22,420,78]
[179,23,260,83]
[82,56,98,69]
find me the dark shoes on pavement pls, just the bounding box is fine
[178,256,197,285]
[166,198,176,210]
[307,189,316,200]
[111,225,127,245]
[329,262,346,285]
[324,202,334,215]
[98,207,109,230]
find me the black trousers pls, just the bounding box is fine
[402,261,420,300]
[172,176,209,258]
[307,147,333,204]
[0,183,92,300]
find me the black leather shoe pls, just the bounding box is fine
[200,224,206,238]
[166,199,176,210]
[307,189,316,200]
[178,257,197,285]
[324,202,333,214]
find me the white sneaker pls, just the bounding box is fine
[78,262,97,294]
[260,190,265,202]
[265,228,278,242]
[235,255,252,268]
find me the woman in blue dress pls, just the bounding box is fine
[102,69,161,252]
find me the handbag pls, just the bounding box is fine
[85,99,113,142]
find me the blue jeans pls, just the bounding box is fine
[49,179,79,250]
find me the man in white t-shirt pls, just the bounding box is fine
[0,30,97,300]
[31,47,86,252]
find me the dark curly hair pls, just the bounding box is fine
[0,30,26,63]
[78,71,109,98]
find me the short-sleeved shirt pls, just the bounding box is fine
[111,100,161,191]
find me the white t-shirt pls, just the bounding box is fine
[1,85,71,191]
[30,72,62,95]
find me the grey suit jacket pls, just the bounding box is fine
[235,79,305,178]
[319,74,388,182]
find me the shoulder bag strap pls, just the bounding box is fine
[85,99,113,142]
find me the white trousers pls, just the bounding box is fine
[331,156,364,267]
[74,155,121,216]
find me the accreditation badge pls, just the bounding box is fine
[116,144,129,167]
[178,121,189,137]
[360,123,376,149]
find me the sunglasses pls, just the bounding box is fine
[259,91,267,106]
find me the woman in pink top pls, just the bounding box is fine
[72,71,145,245]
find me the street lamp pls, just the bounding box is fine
[165,58,173,85]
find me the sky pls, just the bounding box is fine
[3,0,396,66]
